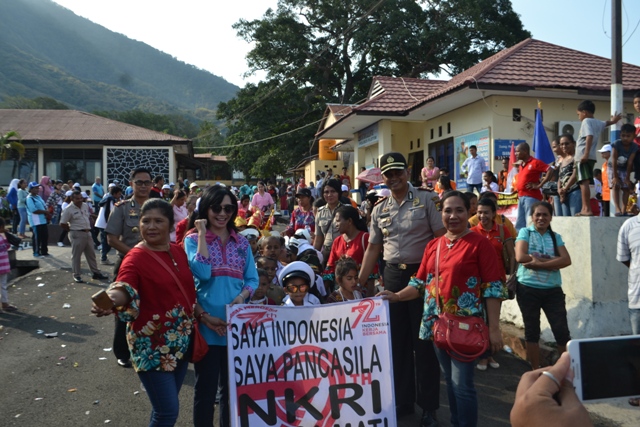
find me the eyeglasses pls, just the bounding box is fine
[133,180,152,187]
[210,204,236,214]
[286,283,309,293]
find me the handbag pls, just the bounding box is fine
[140,245,208,363]
[541,181,558,196]
[431,239,490,362]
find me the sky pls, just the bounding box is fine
[50,0,640,88]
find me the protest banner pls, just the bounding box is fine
[497,192,518,225]
[227,299,396,427]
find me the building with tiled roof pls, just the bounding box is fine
[0,109,197,187]
[316,38,640,187]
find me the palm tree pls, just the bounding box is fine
[0,131,25,161]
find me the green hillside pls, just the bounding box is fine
[0,0,239,114]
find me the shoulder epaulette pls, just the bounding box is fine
[114,199,129,207]
[374,196,388,207]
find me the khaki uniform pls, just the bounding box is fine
[104,197,145,362]
[370,183,443,266]
[369,182,444,415]
[60,203,100,278]
[105,198,144,255]
[315,203,343,261]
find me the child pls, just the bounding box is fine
[481,171,499,193]
[249,268,276,305]
[574,100,621,216]
[240,228,260,257]
[599,144,612,217]
[326,256,363,303]
[611,123,638,216]
[279,261,321,306]
[260,235,284,278]
[0,218,15,312]
[256,256,285,304]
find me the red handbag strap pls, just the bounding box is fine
[139,245,194,317]
[435,238,442,311]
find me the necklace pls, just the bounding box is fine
[445,230,470,249]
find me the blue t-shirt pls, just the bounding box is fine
[516,226,565,289]
[612,139,638,174]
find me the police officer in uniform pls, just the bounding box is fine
[313,179,346,266]
[105,167,152,367]
[359,152,445,426]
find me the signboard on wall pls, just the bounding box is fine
[357,123,379,148]
[494,139,526,160]
[454,129,490,189]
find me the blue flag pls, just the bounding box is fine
[532,108,555,164]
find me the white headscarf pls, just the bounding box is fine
[9,179,19,191]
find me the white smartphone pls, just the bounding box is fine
[567,335,640,402]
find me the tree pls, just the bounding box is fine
[0,131,25,161]
[234,0,531,103]
[92,110,200,139]
[0,96,69,110]
[216,80,324,178]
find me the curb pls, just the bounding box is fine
[500,322,558,368]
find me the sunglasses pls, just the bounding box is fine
[210,204,236,214]
[286,283,309,293]
[133,180,152,186]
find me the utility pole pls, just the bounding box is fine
[611,0,622,216]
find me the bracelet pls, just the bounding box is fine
[196,311,208,321]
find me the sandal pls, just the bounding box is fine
[629,397,640,407]
[2,304,18,312]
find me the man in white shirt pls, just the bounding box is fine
[461,145,487,194]
[617,215,640,336]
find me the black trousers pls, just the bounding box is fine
[112,255,129,361]
[33,224,48,256]
[384,263,440,413]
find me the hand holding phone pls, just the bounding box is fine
[511,352,592,427]
[91,290,115,316]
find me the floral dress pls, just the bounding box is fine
[284,207,315,236]
[408,232,507,340]
[114,244,196,372]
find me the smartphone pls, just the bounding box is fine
[567,335,640,402]
[91,290,115,311]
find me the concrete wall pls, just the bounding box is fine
[500,217,632,342]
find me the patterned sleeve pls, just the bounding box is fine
[476,238,507,300]
[110,282,140,322]
[409,239,437,297]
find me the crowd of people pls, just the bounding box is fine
[6,95,640,426]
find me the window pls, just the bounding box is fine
[428,137,454,176]
[447,123,451,134]
[438,126,442,137]
[0,149,38,184]
[430,129,434,139]
[44,149,102,185]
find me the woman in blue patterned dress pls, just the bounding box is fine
[184,185,259,427]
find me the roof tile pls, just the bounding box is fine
[0,109,189,142]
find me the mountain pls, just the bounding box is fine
[0,0,239,115]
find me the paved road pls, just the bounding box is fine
[0,242,634,426]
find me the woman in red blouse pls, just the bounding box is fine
[323,205,377,295]
[92,199,208,426]
[379,191,507,427]
[471,198,516,371]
